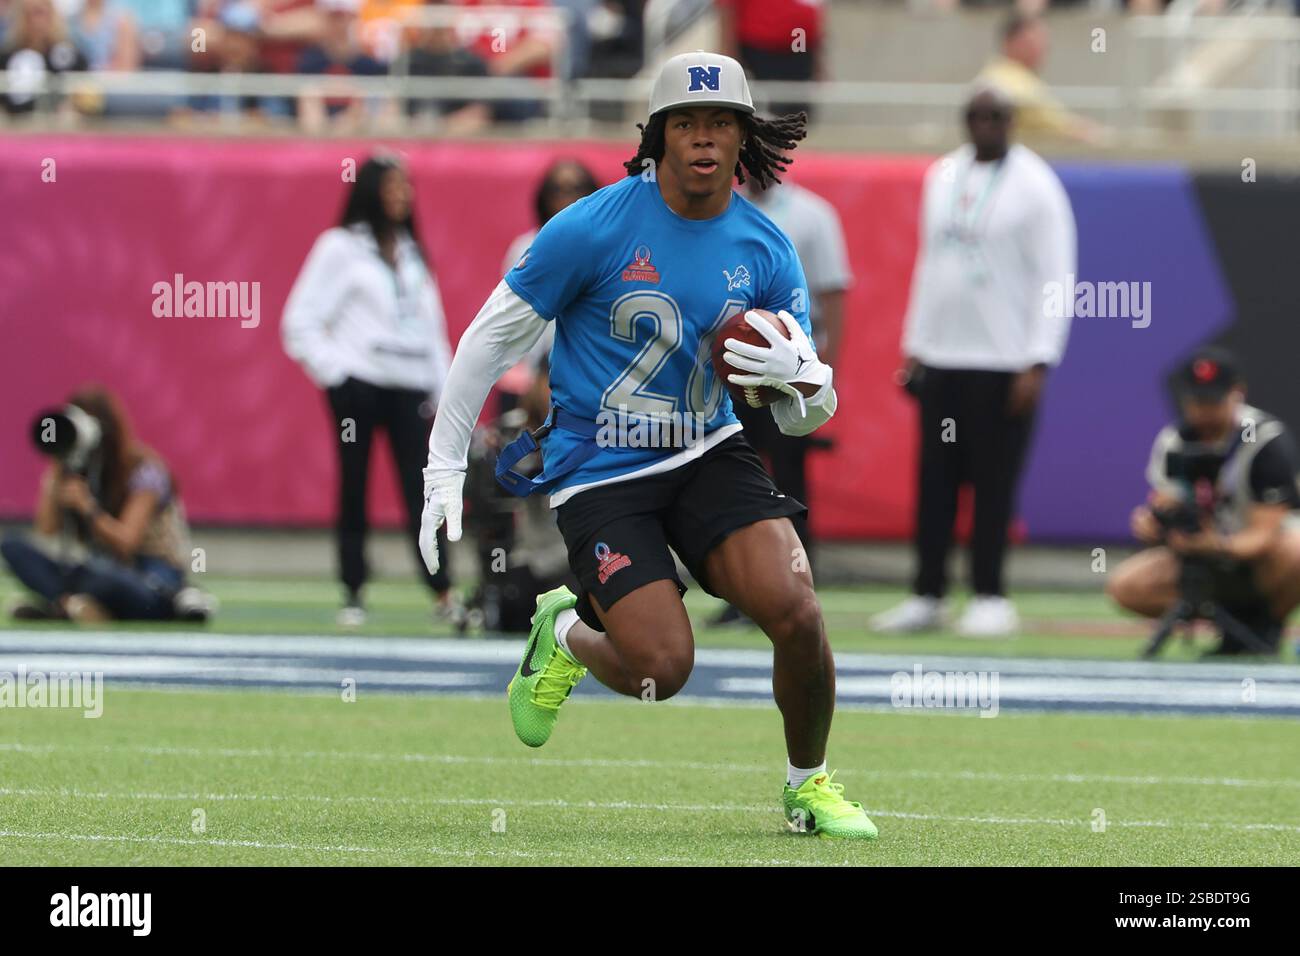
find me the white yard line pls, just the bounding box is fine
[0,654,492,688]
[0,829,385,854]
[1,631,1296,680]
[1,788,1296,834]
[0,828,857,866]
[0,786,772,813]
[1,632,1296,717]
[2,740,1299,790]
[722,674,1300,707]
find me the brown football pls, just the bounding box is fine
[710,308,790,409]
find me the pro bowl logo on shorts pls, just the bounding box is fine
[594,541,632,584]
[621,244,661,284]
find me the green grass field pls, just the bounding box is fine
[2,690,1298,865]
[1,572,1298,865]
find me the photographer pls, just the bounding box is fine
[2,386,197,622]
[1108,349,1300,654]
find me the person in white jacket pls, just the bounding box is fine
[873,86,1077,638]
[282,153,453,627]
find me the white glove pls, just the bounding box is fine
[724,309,832,418]
[419,468,465,575]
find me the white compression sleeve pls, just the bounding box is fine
[424,280,548,477]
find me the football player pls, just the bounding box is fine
[419,52,875,838]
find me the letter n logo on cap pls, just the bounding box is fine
[687,65,721,93]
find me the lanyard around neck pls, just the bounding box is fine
[950,155,1007,235]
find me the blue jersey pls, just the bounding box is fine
[504,174,812,498]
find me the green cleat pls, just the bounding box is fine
[507,587,588,748]
[783,770,879,840]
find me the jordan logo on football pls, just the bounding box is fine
[594,542,632,584]
[621,245,661,283]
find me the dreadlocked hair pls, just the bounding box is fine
[622,110,808,191]
[623,114,667,179]
[735,111,808,189]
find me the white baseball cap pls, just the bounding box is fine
[648,51,754,119]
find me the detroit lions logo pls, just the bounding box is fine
[687,65,721,93]
[724,265,751,291]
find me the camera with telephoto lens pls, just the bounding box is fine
[1150,439,1227,539]
[29,405,103,476]
[1142,435,1279,657]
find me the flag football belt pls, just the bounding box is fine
[494,406,602,497]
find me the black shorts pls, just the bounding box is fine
[554,434,807,630]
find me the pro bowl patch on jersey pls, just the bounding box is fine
[621,245,661,283]
[724,265,751,291]
[594,541,632,584]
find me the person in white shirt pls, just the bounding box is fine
[282,153,453,627]
[872,86,1076,638]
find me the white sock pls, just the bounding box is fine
[787,761,827,790]
[553,608,580,657]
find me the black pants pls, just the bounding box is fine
[912,367,1036,598]
[734,399,811,554]
[325,377,449,598]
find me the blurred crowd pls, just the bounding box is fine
[0,0,1227,131]
[0,0,647,126]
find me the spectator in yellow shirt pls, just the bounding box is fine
[977,13,1104,147]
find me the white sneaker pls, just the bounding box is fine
[955,596,1020,638]
[174,586,218,622]
[337,604,368,628]
[869,595,947,633]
